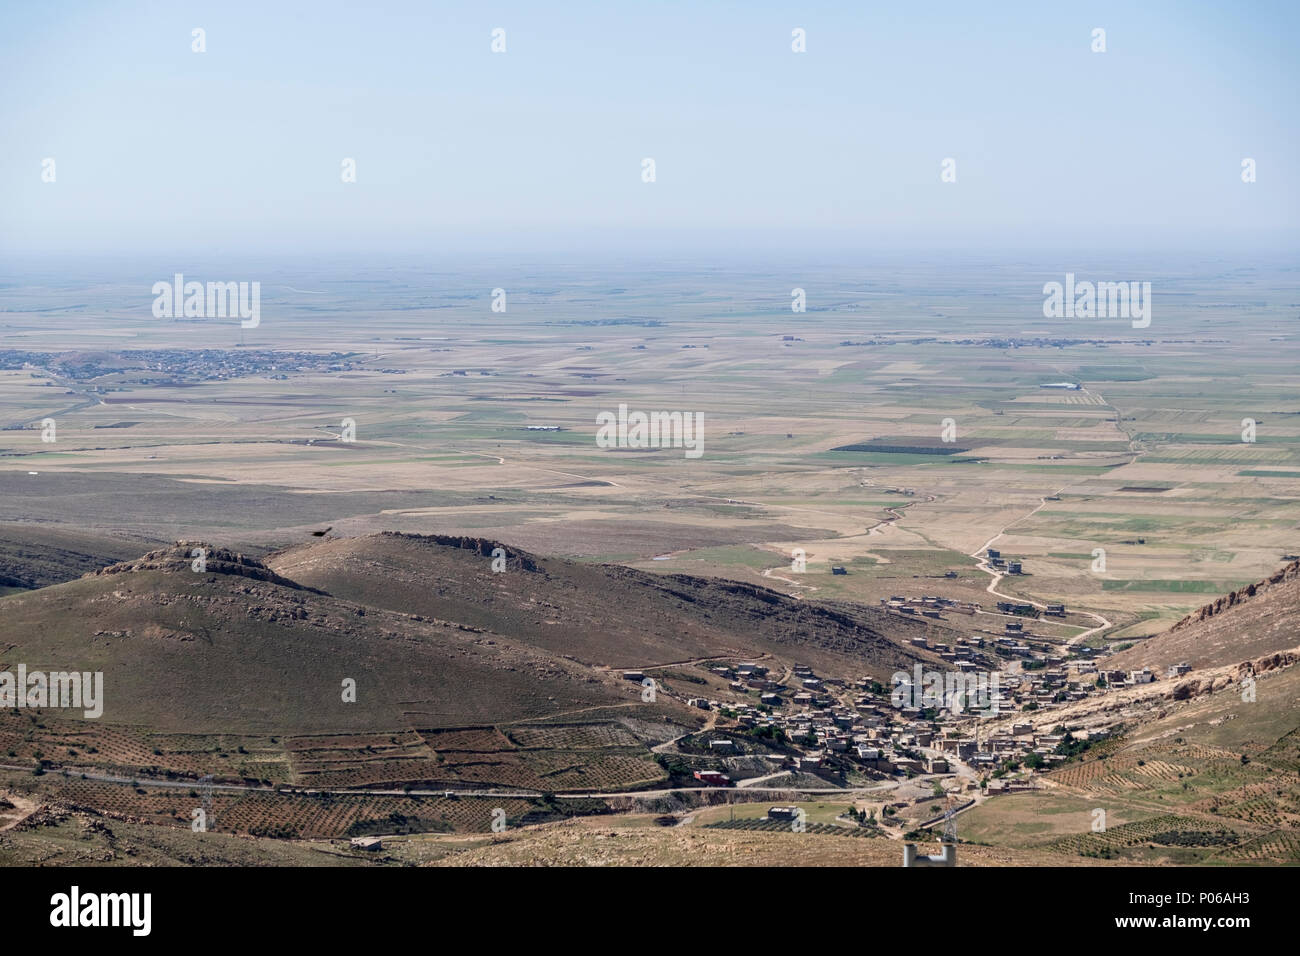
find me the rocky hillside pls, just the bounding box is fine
[1110,560,1300,672]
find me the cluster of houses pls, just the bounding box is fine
[660,645,1188,788]
[672,664,981,779]
[905,635,1012,681]
[1015,655,1174,702]
[985,549,1024,574]
[693,669,1088,779]
[933,722,1112,773]
[880,594,980,619]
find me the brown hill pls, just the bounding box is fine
[266,532,945,679]
[1110,559,1300,672]
[0,542,638,735]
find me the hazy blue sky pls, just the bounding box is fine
[1,1,1296,257]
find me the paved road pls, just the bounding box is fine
[2,763,904,803]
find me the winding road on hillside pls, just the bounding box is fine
[967,485,1113,646]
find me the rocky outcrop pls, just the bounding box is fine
[1238,649,1298,676]
[1172,559,1300,630]
[377,532,540,571]
[86,542,320,592]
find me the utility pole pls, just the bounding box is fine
[941,787,957,845]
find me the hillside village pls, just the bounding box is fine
[631,574,1221,809]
